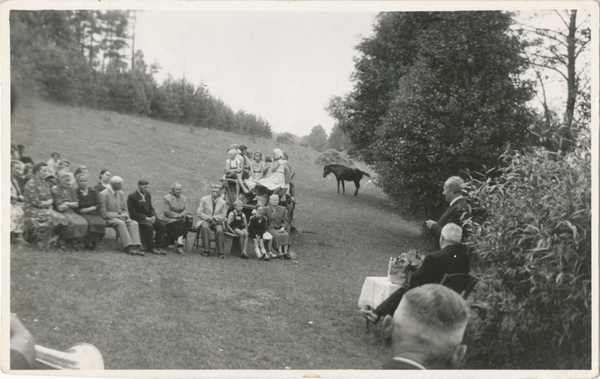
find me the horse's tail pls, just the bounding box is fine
[361,170,372,179]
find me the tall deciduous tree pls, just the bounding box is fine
[305,125,329,152]
[332,12,534,215]
[517,10,591,150]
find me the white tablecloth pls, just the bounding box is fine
[357,276,401,308]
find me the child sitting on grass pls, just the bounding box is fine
[227,200,249,259]
[248,206,271,261]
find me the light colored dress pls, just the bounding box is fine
[23,177,68,240]
[258,159,286,190]
[51,185,88,240]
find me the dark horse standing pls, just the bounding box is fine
[323,164,372,196]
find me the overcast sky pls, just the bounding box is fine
[135,11,378,136]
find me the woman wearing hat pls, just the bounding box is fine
[23,163,69,249]
[75,172,106,250]
[51,170,89,249]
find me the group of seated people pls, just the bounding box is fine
[10,143,294,260]
[223,144,293,197]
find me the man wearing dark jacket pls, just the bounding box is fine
[360,223,470,324]
[380,284,470,370]
[127,179,167,255]
[425,176,471,246]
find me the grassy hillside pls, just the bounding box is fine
[10,99,428,370]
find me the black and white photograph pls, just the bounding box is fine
[3,0,598,376]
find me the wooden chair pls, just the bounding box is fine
[188,221,241,255]
[440,273,479,299]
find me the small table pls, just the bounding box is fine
[358,276,401,309]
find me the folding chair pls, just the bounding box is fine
[439,273,479,299]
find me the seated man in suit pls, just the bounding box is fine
[99,176,142,255]
[360,223,470,325]
[127,179,167,255]
[381,284,470,370]
[197,184,228,258]
[163,182,193,254]
[425,176,471,247]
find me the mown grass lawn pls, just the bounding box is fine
[10,99,429,370]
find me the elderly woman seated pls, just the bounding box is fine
[51,170,89,250]
[265,194,291,260]
[11,161,27,244]
[162,182,193,254]
[74,172,106,250]
[23,163,69,250]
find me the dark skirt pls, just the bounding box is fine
[79,213,106,236]
[59,209,88,240]
[266,228,290,249]
[165,218,193,245]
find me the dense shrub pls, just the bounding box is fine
[275,132,295,145]
[314,149,354,166]
[464,145,591,369]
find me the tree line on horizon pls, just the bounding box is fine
[10,10,273,138]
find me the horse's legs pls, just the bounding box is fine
[354,180,360,196]
[336,179,340,194]
[341,180,345,195]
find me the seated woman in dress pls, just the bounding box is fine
[244,151,266,191]
[51,171,89,250]
[265,194,291,260]
[23,162,69,250]
[94,169,112,194]
[258,149,287,191]
[10,161,27,244]
[74,172,106,250]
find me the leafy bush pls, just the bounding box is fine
[314,148,354,166]
[276,132,295,145]
[464,146,591,369]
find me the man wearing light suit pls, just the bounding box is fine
[197,184,228,258]
[99,176,142,255]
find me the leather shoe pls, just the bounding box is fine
[202,251,210,257]
[175,247,185,254]
[151,247,162,255]
[283,254,291,260]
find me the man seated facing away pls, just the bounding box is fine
[381,284,470,370]
[360,223,470,324]
[425,176,471,247]
[99,176,143,256]
[197,184,228,258]
[128,179,167,255]
[163,182,193,254]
